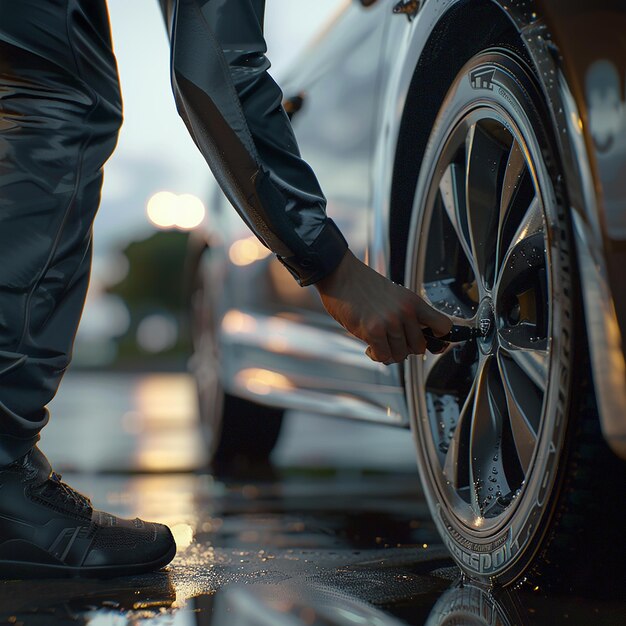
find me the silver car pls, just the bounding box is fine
[187,0,626,590]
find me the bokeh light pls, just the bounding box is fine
[237,368,294,396]
[146,191,206,231]
[136,313,179,353]
[146,191,178,228]
[228,236,272,266]
[176,194,207,229]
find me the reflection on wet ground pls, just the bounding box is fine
[1,373,623,625]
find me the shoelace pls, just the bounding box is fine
[45,472,92,513]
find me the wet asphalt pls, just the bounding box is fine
[0,373,623,626]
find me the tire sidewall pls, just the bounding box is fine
[405,50,575,586]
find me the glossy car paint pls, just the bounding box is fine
[194,0,626,458]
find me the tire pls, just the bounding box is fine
[211,393,284,474]
[188,250,284,473]
[425,581,527,626]
[405,49,625,589]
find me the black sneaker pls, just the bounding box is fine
[0,447,176,579]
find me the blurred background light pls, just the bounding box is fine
[228,236,273,266]
[169,523,194,551]
[136,313,179,353]
[146,191,206,231]
[146,191,178,229]
[221,310,258,334]
[176,193,206,229]
[238,368,294,396]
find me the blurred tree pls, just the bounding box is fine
[106,230,192,369]
[109,231,188,310]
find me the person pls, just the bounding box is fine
[0,0,451,578]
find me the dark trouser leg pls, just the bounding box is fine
[163,0,348,286]
[0,0,122,464]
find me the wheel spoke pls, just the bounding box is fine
[498,324,548,353]
[496,196,545,296]
[439,164,475,274]
[423,344,477,399]
[496,141,531,267]
[443,372,478,490]
[495,193,548,358]
[500,142,528,216]
[465,122,509,288]
[499,343,548,395]
[423,347,450,385]
[497,349,540,473]
[468,357,514,517]
[467,359,490,516]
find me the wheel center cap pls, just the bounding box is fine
[477,298,496,353]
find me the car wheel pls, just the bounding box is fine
[189,252,284,472]
[405,49,625,589]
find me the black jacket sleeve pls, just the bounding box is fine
[162,0,348,285]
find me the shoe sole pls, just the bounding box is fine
[0,543,177,580]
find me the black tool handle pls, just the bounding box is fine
[365,325,478,362]
[422,325,478,352]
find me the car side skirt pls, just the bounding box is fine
[218,310,410,427]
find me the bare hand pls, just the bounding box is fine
[315,250,453,364]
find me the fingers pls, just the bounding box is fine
[369,312,411,362]
[403,320,427,356]
[414,297,453,337]
[387,331,410,363]
[364,301,439,365]
[365,334,394,364]
[366,323,426,364]
[364,321,408,364]
[357,282,453,364]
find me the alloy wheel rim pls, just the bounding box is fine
[411,106,554,532]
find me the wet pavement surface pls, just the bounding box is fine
[1,373,623,626]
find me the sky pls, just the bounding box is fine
[97,0,345,255]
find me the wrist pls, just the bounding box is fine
[314,248,355,295]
